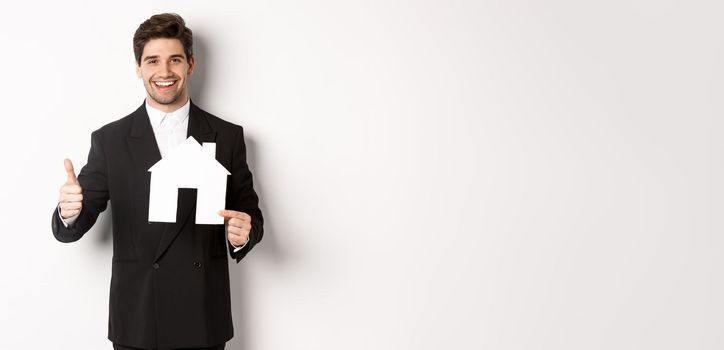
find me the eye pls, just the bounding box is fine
[171,58,181,63]
[147,59,158,64]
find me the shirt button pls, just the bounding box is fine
[153,263,160,269]
[193,261,202,269]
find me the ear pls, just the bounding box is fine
[135,61,142,78]
[187,55,195,76]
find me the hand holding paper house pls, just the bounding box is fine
[148,136,230,225]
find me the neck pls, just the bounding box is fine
[146,92,189,113]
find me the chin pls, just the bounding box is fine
[147,91,180,105]
[156,97,180,105]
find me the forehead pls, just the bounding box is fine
[142,38,185,58]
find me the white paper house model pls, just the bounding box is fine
[148,136,230,225]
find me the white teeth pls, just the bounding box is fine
[154,81,174,87]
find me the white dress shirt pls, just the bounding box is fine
[146,98,191,158]
[59,99,244,251]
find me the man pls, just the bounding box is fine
[52,13,263,350]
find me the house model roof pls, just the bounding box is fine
[149,136,230,175]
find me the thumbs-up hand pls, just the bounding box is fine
[59,159,83,219]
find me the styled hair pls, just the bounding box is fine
[133,13,193,65]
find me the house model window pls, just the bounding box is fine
[148,136,230,225]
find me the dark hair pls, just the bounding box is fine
[133,13,193,65]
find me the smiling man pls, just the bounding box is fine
[52,13,263,350]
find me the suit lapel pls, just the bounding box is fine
[153,101,218,262]
[187,102,217,143]
[126,103,163,177]
[125,103,166,259]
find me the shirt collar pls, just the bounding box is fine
[145,98,191,129]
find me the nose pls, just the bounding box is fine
[158,61,172,77]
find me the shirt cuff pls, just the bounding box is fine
[57,204,80,228]
[230,240,247,252]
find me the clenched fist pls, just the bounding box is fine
[59,159,83,219]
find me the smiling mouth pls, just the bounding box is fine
[153,80,177,88]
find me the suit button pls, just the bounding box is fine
[193,261,202,269]
[153,263,160,269]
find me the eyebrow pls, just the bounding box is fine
[143,54,186,62]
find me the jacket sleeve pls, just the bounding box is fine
[226,126,263,262]
[51,130,110,243]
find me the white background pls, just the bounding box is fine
[1,1,723,349]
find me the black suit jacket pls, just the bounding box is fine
[51,101,263,349]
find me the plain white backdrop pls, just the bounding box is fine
[0,1,722,349]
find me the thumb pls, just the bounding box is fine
[64,159,78,184]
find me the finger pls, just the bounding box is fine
[219,210,251,223]
[218,209,244,219]
[228,232,249,246]
[61,209,80,219]
[233,212,250,222]
[228,218,243,228]
[229,219,252,232]
[60,193,83,203]
[61,184,83,195]
[227,225,248,235]
[64,159,78,184]
[227,227,240,236]
[60,202,83,211]
[227,231,238,242]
